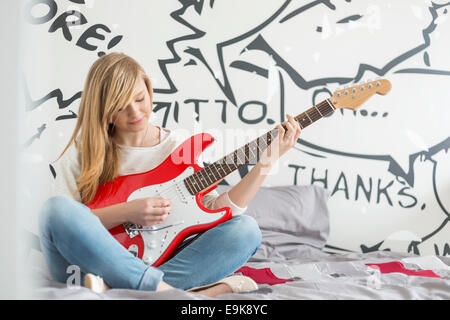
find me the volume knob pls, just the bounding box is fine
[147,241,157,249]
[143,256,152,264]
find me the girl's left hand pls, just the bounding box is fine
[259,114,301,168]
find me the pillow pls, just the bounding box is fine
[216,184,331,251]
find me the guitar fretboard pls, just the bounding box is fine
[183,99,335,195]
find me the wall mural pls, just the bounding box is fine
[22,0,450,256]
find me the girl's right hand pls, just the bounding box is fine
[126,197,171,226]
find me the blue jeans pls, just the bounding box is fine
[38,195,261,291]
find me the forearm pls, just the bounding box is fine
[91,202,131,229]
[227,161,272,209]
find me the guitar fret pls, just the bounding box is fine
[318,101,332,116]
[305,110,313,123]
[196,174,207,190]
[234,150,240,166]
[217,162,228,176]
[317,103,326,116]
[253,140,260,157]
[256,136,263,159]
[203,166,214,185]
[193,176,202,193]
[237,147,246,166]
[297,117,304,129]
[209,163,220,181]
[187,176,194,193]
[263,133,271,150]
[228,154,236,168]
[264,132,272,150]
[252,141,259,156]
[189,176,200,193]
[314,104,324,117]
[245,144,251,163]
[296,113,311,129]
[184,177,195,195]
[201,175,209,189]
[207,167,217,183]
[325,98,335,111]
[214,164,223,178]
[309,108,321,121]
[224,162,232,175]
[244,143,250,164]
[224,153,233,169]
[248,141,258,162]
[238,150,244,165]
[217,154,232,178]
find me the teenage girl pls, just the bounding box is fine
[38,52,301,297]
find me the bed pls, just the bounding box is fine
[28,184,450,300]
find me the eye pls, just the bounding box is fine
[137,97,144,102]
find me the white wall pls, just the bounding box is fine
[21,0,450,263]
[0,0,27,299]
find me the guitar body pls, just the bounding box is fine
[84,78,392,267]
[86,133,232,267]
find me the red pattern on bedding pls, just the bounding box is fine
[366,261,441,278]
[235,266,295,285]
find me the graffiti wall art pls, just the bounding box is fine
[22,0,450,256]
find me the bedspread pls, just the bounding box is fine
[28,185,450,300]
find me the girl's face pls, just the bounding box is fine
[110,77,152,136]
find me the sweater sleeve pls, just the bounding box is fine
[201,188,247,217]
[50,144,82,202]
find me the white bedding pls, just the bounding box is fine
[28,185,450,300]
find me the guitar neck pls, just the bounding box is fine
[183,99,336,195]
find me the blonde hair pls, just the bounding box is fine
[56,52,153,204]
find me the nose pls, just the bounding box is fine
[127,102,140,117]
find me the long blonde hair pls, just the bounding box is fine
[56,52,153,204]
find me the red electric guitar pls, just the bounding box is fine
[86,79,392,267]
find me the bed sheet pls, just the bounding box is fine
[29,246,450,300]
[28,184,450,299]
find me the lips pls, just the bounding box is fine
[129,118,143,125]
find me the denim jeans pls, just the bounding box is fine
[38,195,262,291]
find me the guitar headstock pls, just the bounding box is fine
[330,79,392,110]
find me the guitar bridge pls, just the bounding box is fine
[123,222,140,238]
[129,221,185,232]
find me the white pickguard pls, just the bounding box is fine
[126,166,227,266]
